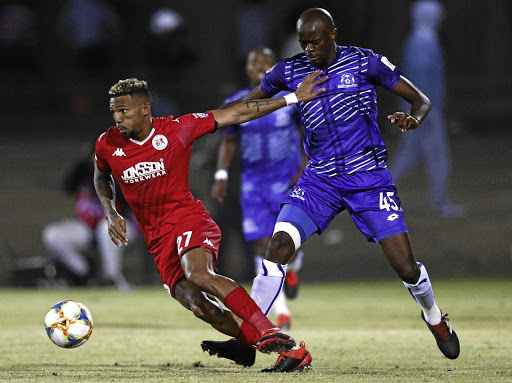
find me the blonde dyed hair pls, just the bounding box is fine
[109,78,152,100]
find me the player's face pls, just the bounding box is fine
[297,20,337,69]
[109,95,150,140]
[246,50,275,86]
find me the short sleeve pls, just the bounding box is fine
[174,112,216,147]
[261,61,289,96]
[367,51,401,89]
[95,132,111,172]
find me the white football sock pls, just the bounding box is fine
[403,262,442,325]
[272,289,290,316]
[251,259,287,316]
[287,249,304,272]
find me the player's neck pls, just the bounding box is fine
[324,44,338,69]
[133,118,153,141]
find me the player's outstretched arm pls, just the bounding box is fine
[93,163,128,247]
[387,76,432,132]
[212,71,326,128]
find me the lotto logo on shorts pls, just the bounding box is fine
[387,213,399,221]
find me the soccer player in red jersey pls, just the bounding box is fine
[93,75,325,364]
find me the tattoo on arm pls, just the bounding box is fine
[243,99,272,112]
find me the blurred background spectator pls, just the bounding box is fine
[389,0,465,218]
[41,145,139,290]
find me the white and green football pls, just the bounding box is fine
[44,300,93,348]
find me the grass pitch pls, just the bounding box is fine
[1,278,511,382]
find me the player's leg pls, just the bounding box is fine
[172,279,258,367]
[266,189,304,300]
[41,219,92,281]
[181,246,295,353]
[346,169,459,359]
[249,238,291,329]
[251,204,317,315]
[173,278,243,337]
[241,192,294,328]
[379,233,438,315]
[379,233,459,359]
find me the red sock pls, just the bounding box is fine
[223,287,274,335]
[236,321,260,345]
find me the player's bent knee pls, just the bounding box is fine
[273,222,301,251]
[397,265,420,284]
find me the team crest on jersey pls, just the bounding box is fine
[290,186,305,201]
[338,73,357,88]
[152,134,168,150]
[192,112,209,119]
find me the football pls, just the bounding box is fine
[44,300,93,348]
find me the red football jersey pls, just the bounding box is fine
[95,113,216,248]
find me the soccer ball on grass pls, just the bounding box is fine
[44,300,93,348]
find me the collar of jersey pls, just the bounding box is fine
[129,127,155,146]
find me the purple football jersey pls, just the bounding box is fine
[261,46,401,176]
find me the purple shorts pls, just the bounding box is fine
[282,168,408,243]
[240,186,289,242]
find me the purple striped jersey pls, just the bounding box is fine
[261,45,401,177]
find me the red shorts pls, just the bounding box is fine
[149,209,221,297]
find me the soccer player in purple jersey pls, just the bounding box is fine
[202,7,460,373]
[210,48,306,329]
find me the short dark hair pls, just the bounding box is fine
[109,78,152,100]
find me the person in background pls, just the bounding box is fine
[389,0,465,218]
[42,152,137,290]
[211,48,306,331]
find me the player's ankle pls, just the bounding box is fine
[423,304,442,325]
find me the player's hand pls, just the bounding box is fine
[107,213,128,247]
[387,112,420,132]
[211,180,228,203]
[295,71,327,102]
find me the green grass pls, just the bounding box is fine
[1,278,511,382]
